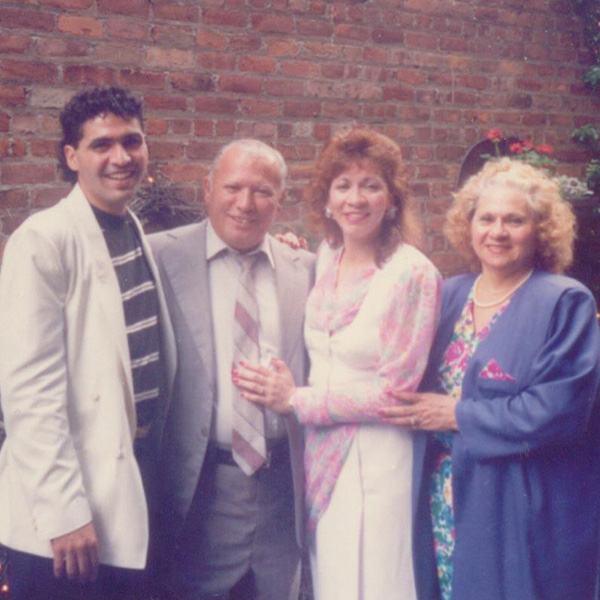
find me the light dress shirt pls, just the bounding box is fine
[207,222,285,446]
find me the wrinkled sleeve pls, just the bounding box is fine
[0,225,92,541]
[456,287,600,459]
[293,261,441,425]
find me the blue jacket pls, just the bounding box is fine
[413,271,600,600]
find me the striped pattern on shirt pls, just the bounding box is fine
[92,206,162,430]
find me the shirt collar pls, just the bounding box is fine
[206,220,275,269]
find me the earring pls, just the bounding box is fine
[325,207,333,219]
[385,206,397,221]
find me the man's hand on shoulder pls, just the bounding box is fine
[51,521,99,583]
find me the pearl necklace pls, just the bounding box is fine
[473,270,534,308]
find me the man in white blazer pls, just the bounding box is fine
[150,139,314,600]
[0,86,175,600]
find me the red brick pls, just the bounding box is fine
[440,36,468,52]
[382,86,414,102]
[34,38,89,57]
[0,8,54,32]
[0,34,32,54]
[146,47,194,69]
[1,163,55,185]
[106,18,148,40]
[152,24,195,47]
[57,15,104,38]
[170,119,192,135]
[40,115,61,135]
[265,79,304,97]
[215,119,235,136]
[197,29,228,50]
[251,13,294,34]
[195,97,238,115]
[159,162,206,183]
[1,60,58,83]
[146,118,169,136]
[321,63,345,79]
[97,0,148,16]
[30,88,74,109]
[372,28,404,44]
[0,112,8,133]
[405,32,438,50]
[144,94,187,111]
[197,52,237,71]
[154,3,199,21]
[236,121,277,139]
[194,120,213,136]
[40,0,93,7]
[0,188,28,210]
[283,101,321,118]
[64,65,115,86]
[239,56,277,75]
[219,75,262,95]
[30,139,59,158]
[265,38,300,57]
[322,102,360,118]
[203,7,247,27]
[170,72,215,92]
[334,24,370,42]
[240,99,280,117]
[147,141,185,160]
[278,144,317,161]
[229,34,262,52]
[187,141,223,160]
[279,60,319,78]
[95,43,144,65]
[297,17,333,37]
[118,69,166,90]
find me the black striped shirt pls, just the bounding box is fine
[92,206,162,432]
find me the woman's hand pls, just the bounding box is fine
[274,231,308,250]
[378,390,459,432]
[232,357,296,414]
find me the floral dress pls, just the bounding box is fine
[430,288,510,600]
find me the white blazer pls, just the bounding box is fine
[0,185,175,569]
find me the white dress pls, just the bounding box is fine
[292,242,441,600]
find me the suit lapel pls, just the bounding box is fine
[160,222,215,389]
[63,186,134,408]
[271,238,306,363]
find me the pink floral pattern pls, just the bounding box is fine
[479,359,516,382]
[291,242,442,532]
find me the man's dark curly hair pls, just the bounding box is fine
[58,86,144,183]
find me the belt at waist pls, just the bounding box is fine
[207,438,289,471]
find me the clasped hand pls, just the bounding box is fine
[232,357,296,414]
[379,390,459,432]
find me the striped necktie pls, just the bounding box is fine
[232,252,266,475]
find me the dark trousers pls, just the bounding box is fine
[6,548,148,600]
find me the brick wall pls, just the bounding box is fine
[1,0,598,273]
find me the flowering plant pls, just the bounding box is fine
[481,129,592,201]
[482,130,558,170]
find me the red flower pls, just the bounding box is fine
[522,139,533,150]
[509,142,523,155]
[536,144,553,155]
[486,129,503,142]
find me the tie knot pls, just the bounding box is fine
[235,251,263,275]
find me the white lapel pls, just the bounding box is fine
[62,186,135,422]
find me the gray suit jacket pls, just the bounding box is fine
[149,220,315,545]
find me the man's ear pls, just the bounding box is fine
[64,145,79,173]
[275,189,287,212]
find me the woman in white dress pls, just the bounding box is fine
[234,128,441,599]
